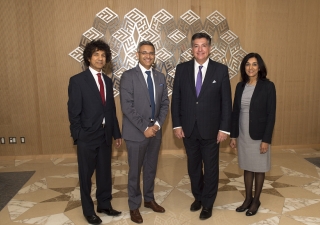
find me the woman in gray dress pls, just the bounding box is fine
[229,53,276,216]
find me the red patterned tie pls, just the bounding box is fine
[97,73,105,105]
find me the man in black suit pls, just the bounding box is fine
[68,40,122,225]
[171,33,232,220]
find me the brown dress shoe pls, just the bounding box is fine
[130,209,143,224]
[144,200,165,213]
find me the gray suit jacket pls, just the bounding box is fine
[120,65,169,141]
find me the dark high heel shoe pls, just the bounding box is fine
[246,202,261,216]
[235,200,252,212]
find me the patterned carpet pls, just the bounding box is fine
[0,171,35,211]
[1,148,320,224]
[305,157,320,168]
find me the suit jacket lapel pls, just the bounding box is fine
[198,59,216,98]
[136,65,151,104]
[152,68,160,104]
[102,73,110,102]
[187,61,197,97]
[84,69,103,103]
[250,80,263,106]
[237,83,245,106]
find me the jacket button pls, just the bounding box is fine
[196,102,198,104]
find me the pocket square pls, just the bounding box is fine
[212,80,217,83]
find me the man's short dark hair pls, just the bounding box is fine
[137,41,155,52]
[83,39,112,67]
[191,33,211,46]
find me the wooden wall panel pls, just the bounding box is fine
[0,0,319,156]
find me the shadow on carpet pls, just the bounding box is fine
[305,157,320,168]
[0,171,35,211]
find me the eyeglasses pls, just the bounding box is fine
[138,51,155,56]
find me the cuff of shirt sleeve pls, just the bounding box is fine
[219,130,230,135]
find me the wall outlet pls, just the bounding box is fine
[0,137,5,144]
[9,137,17,144]
[20,137,25,143]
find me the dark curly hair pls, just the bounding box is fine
[83,39,112,67]
[240,53,268,83]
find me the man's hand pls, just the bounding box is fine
[173,127,185,139]
[144,126,157,138]
[260,142,269,154]
[229,138,237,149]
[152,125,159,132]
[115,138,122,148]
[217,131,228,143]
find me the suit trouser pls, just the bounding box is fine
[125,137,161,210]
[183,123,220,208]
[77,129,112,216]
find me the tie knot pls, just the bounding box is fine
[145,71,151,76]
[97,73,101,77]
[199,66,203,70]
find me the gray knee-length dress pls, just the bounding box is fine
[237,84,271,172]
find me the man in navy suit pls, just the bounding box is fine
[68,40,122,225]
[171,33,232,220]
[120,41,169,224]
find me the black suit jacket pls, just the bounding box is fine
[230,79,276,143]
[171,59,232,139]
[68,69,121,145]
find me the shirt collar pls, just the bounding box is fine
[194,58,209,68]
[138,63,152,74]
[89,66,102,76]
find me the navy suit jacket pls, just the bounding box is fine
[68,69,121,145]
[230,79,276,143]
[171,59,232,139]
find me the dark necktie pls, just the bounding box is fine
[97,73,105,105]
[146,71,155,120]
[195,66,203,97]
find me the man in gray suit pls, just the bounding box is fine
[120,41,169,224]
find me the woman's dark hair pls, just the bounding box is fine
[83,39,112,67]
[240,53,268,83]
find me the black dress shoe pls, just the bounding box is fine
[200,207,212,220]
[85,214,102,225]
[190,200,202,211]
[246,202,261,216]
[236,200,252,212]
[97,207,121,216]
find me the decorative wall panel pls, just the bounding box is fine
[69,8,247,96]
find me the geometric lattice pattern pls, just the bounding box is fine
[69,8,247,97]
